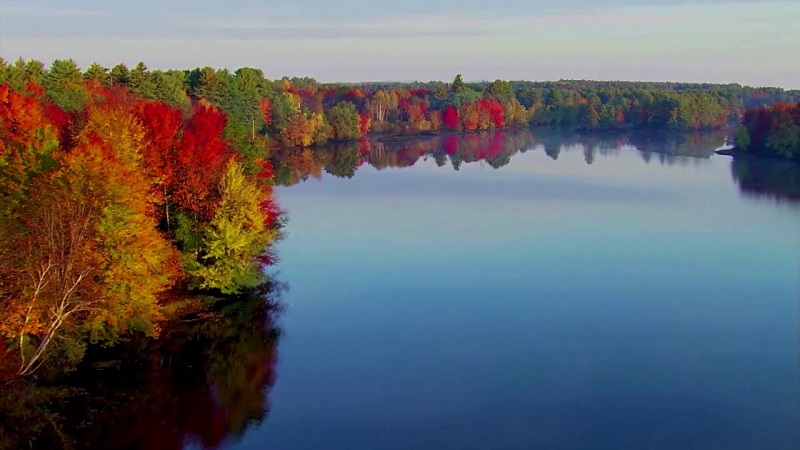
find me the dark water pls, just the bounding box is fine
[0,292,283,450]
[2,129,799,450]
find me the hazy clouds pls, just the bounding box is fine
[0,0,798,87]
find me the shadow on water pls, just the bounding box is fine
[730,157,800,204]
[0,282,285,450]
[269,128,729,186]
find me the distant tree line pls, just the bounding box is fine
[2,58,799,149]
[734,102,800,160]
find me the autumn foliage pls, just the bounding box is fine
[0,81,282,380]
[735,102,800,159]
[4,58,800,155]
[174,103,231,218]
[0,84,58,204]
[443,105,460,129]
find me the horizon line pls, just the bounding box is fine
[2,55,798,91]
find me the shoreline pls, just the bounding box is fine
[269,125,734,150]
[715,148,799,163]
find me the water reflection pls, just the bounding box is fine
[270,128,728,187]
[260,130,799,449]
[0,285,284,450]
[731,157,800,204]
[270,129,800,205]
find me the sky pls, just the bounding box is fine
[0,0,798,88]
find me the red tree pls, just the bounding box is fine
[173,103,231,218]
[487,99,505,128]
[258,98,273,127]
[443,105,459,129]
[0,83,57,199]
[135,100,184,221]
[358,112,371,136]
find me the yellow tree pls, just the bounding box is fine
[73,105,179,341]
[190,159,278,294]
[503,98,531,126]
[0,104,180,377]
[280,111,331,147]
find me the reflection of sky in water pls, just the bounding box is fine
[236,141,798,450]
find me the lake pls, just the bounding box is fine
[252,129,799,449]
[2,129,798,450]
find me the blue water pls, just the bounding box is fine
[235,132,799,449]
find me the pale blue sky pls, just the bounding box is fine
[0,0,798,87]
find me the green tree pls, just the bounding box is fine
[270,92,300,135]
[0,58,27,91]
[190,67,228,106]
[44,59,89,112]
[110,63,130,85]
[23,60,46,86]
[233,67,270,136]
[450,88,481,109]
[84,62,110,85]
[326,102,361,141]
[451,74,465,93]
[129,62,157,99]
[486,79,515,104]
[152,70,191,110]
[734,127,750,151]
[190,160,277,294]
[767,121,799,158]
[223,118,268,175]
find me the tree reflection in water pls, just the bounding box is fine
[269,128,730,187]
[731,157,800,204]
[0,283,284,450]
[271,128,800,205]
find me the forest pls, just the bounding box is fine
[0,75,281,382]
[2,58,800,152]
[733,102,800,160]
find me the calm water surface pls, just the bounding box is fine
[231,130,800,449]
